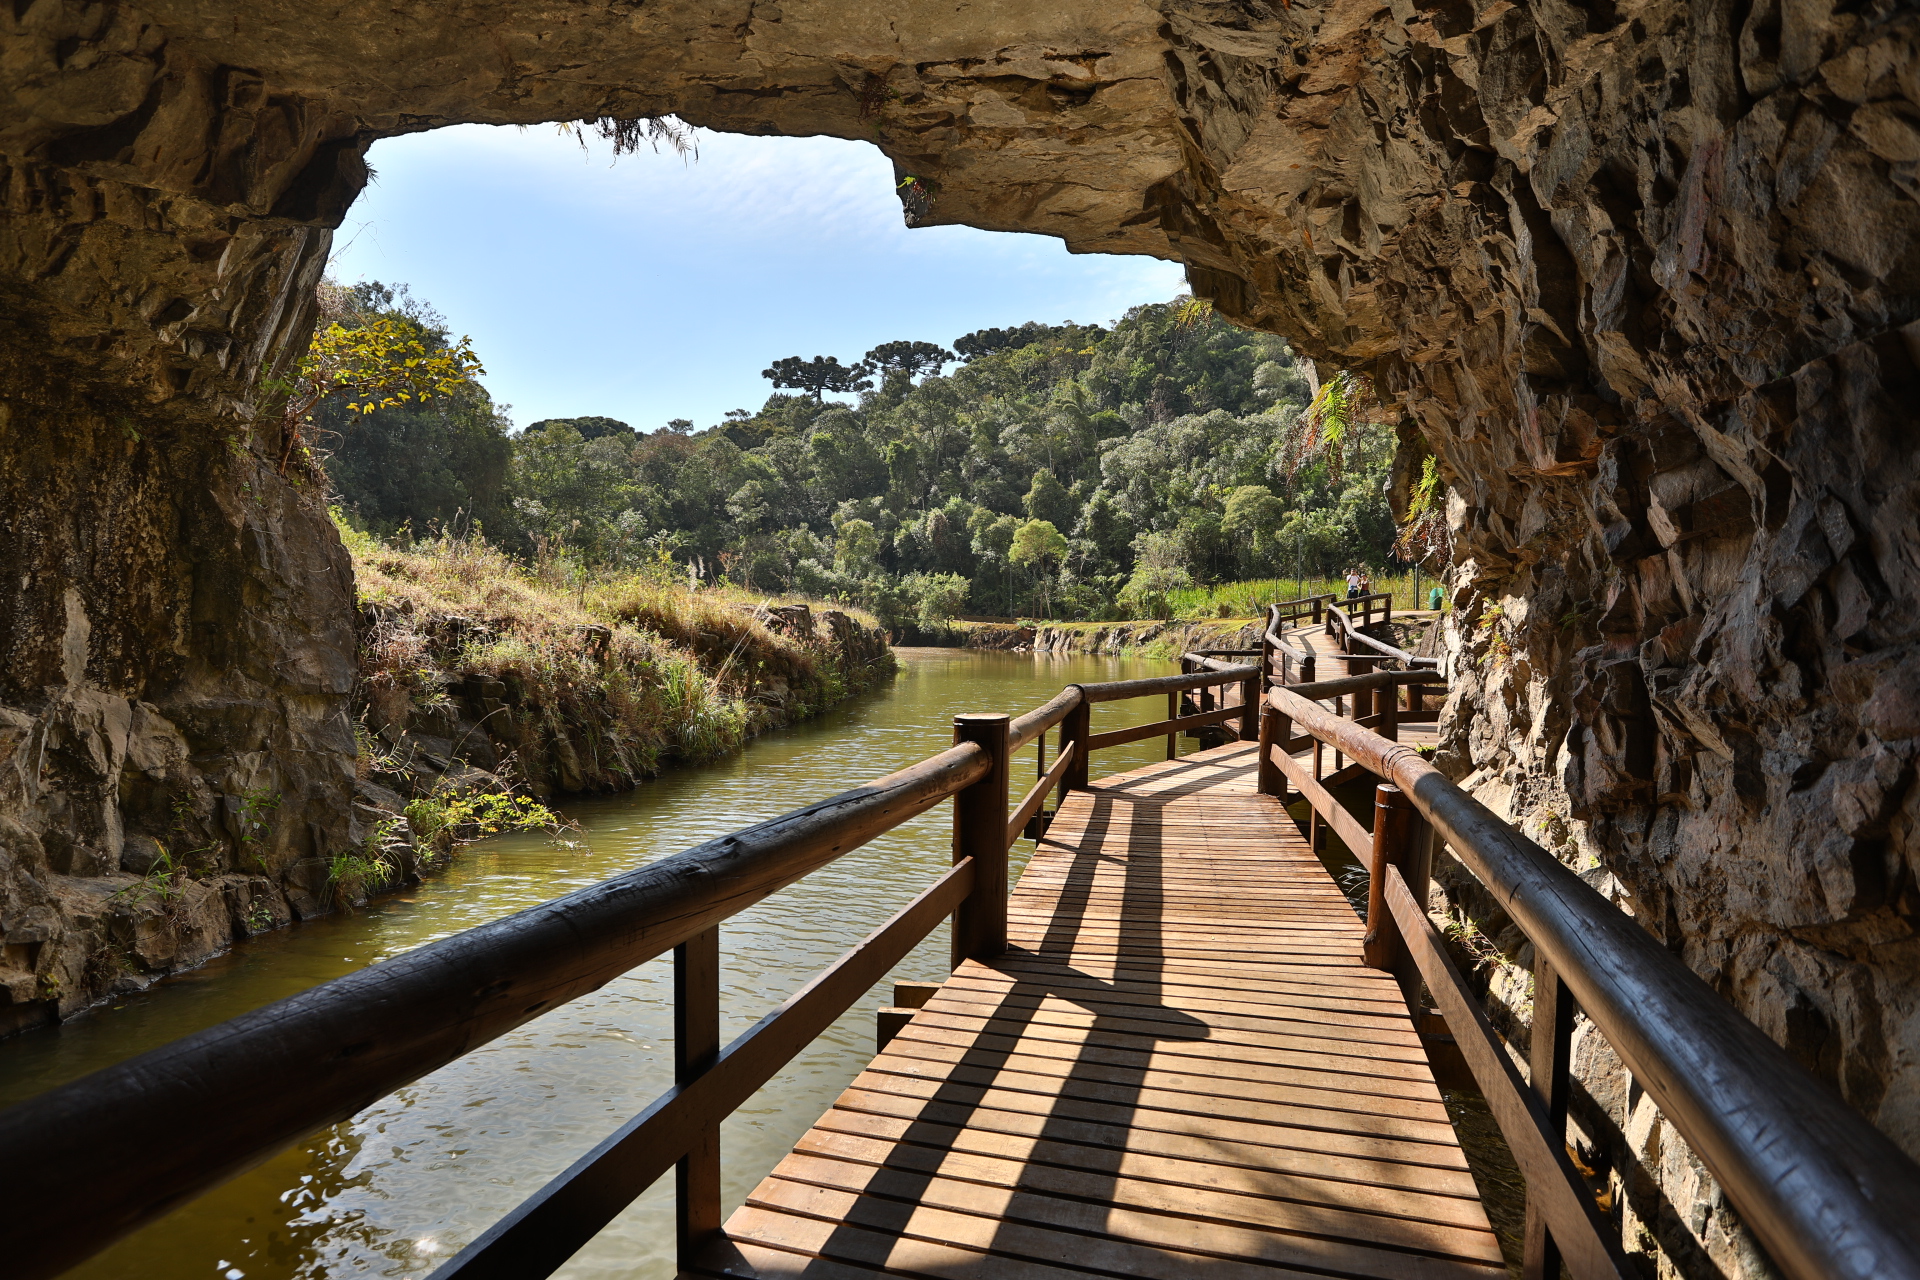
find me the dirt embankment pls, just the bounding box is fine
[0,534,894,1035]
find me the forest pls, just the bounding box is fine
[320,282,1409,632]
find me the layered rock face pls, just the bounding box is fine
[4,0,1917,1271]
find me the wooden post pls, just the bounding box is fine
[1300,653,1315,685]
[1258,705,1292,803]
[1061,694,1090,792]
[1524,958,1576,1280]
[1380,673,1399,742]
[1350,656,1375,721]
[1364,785,1426,1006]
[674,925,722,1272]
[1239,672,1259,741]
[1260,606,1276,693]
[1332,695,1345,774]
[952,713,1011,967]
[1166,689,1178,760]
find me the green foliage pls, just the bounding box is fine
[322,287,1409,627]
[763,355,873,401]
[864,341,954,379]
[316,282,510,537]
[404,791,565,844]
[111,845,187,914]
[327,842,398,907]
[278,280,485,479]
[1395,453,1451,567]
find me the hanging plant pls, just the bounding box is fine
[1394,454,1452,566]
[897,175,937,224]
[1277,367,1377,486]
[560,115,698,160]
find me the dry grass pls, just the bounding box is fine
[338,514,894,794]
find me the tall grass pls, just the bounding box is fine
[1163,571,1444,619]
[339,513,894,794]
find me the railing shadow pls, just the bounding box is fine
[756,774,1210,1272]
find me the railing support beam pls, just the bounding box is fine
[1524,957,1575,1280]
[1364,784,1428,1007]
[674,926,722,1272]
[952,713,1011,966]
[1061,694,1090,792]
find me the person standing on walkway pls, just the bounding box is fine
[1345,568,1362,599]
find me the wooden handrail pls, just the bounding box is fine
[1264,684,1920,1280]
[430,857,979,1279]
[1074,664,1256,702]
[0,741,989,1280]
[1285,669,1446,705]
[1181,651,1251,671]
[1324,598,1437,668]
[1086,702,1240,752]
[1008,740,1075,848]
[1008,686,1081,752]
[10,645,1914,1280]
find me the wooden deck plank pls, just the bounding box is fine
[706,740,1495,1280]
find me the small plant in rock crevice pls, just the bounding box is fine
[234,787,281,871]
[327,819,405,907]
[111,846,189,917]
[404,792,572,849]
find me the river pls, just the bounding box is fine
[1,648,1215,1280]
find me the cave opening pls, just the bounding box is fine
[6,4,1920,1278]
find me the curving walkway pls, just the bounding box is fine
[696,741,1498,1280]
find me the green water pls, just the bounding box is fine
[1,648,1194,1280]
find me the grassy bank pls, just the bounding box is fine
[338,515,895,801]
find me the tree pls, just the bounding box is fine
[1023,468,1078,529]
[281,280,485,476]
[834,518,881,576]
[904,572,972,630]
[324,389,514,540]
[864,340,955,380]
[1074,489,1134,576]
[1221,484,1288,575]
[762,355,873,401]
[526,416,633,441]
[1009,518,1069,616]
[1120,530,1193,619]
[1010,518,1068,569]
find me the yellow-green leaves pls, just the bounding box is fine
[305,316,485,417]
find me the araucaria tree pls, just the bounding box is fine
[761,355,873,401]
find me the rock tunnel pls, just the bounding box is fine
[4,0,1919,1272]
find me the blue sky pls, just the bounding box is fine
[327,125,1188,432]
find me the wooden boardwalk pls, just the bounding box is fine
[1277,622,1442,764]
[698,741,1500,1280]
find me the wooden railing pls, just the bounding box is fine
[1259,676,1920,1280]
[0,662,1255,1280]
[1325,595,1439,671]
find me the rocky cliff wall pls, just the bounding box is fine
[4,0,1918,1272]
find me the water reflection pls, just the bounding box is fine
[0,648,1187,1280]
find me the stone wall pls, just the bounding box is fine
[3,0,1918,1272]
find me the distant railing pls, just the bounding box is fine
[0,660,1256,1280]
[1260,677,1920,1280]
[1325,594,1439,671]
